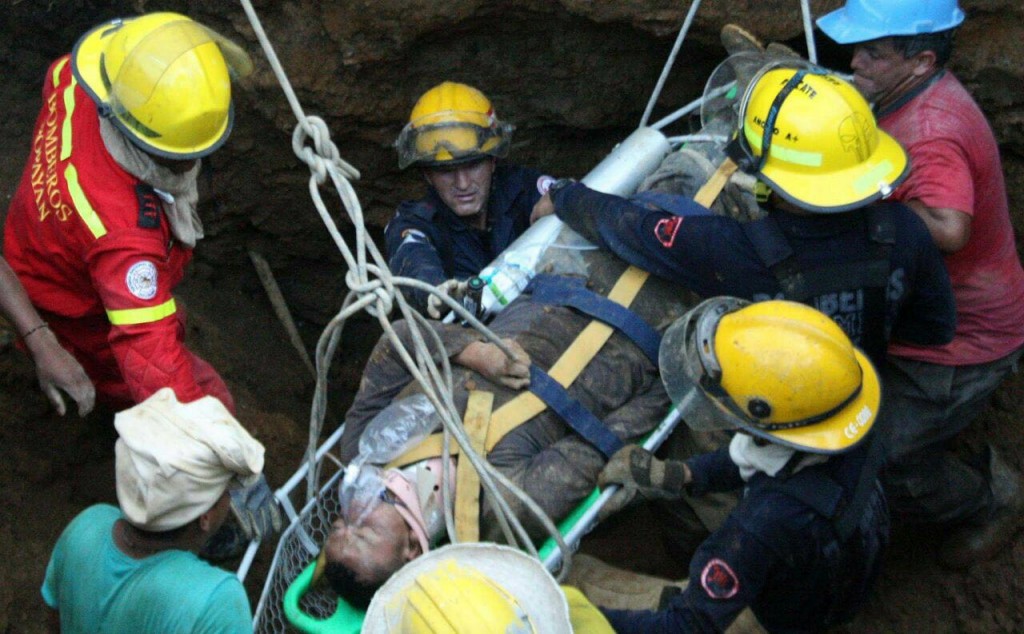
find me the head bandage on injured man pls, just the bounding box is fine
[114,387,266,532]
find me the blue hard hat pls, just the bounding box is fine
[817,0,965,44]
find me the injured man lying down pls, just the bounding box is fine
[317,45,807,607]
[319,230,716,609]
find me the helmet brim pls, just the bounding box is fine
[757,126,909,213]
[757,347,880,453]
[71,18,119,106]
[363,543,572,633]
[817,7,966,45]
[660,300,881,454]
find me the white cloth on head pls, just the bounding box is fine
[114,388,265,531]
[99,118,205,248]
[728,432,827,481]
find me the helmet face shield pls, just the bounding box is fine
[396,81,514,169]
[395,117,513,169]
[660,296,750,433]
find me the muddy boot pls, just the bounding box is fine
[720,24,764,56]
[939,447,1024,569]
[766,41,801,59]
[566,553,685,611]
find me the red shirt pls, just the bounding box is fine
[4,56,212,405]
[884,72,1024,365]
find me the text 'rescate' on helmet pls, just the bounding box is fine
[71,12,254,160]
[659,297,881,454]
[817,0,965,44]
[394,81,514,170]
[363,543,572,634]
[730,65,908,213]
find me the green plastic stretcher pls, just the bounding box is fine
[282,405,685,633]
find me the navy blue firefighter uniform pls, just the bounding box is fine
[549,182,956,365]
[385,163,547,313]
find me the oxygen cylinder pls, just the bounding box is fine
[477,127,670,317]
[580,126,673,195]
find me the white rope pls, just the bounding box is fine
[237,0,571,563]
[800,0,819,64]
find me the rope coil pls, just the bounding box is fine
[237,0,565,567]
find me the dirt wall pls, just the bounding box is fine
[2,1,1024,632]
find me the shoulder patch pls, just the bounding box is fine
[700,558,740,599]
[399,229,429,248]
[136,184,161,229]
[654,216,683,248]
[536,175,557,195]
[126,261,158,300]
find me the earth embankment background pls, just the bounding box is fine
[2,1,1023,631]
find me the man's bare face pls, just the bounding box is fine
[849,39,923,105]
[324,500,419,587]
[423,158,496,220]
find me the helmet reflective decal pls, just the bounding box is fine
[126,261,158,300]
[700,558,740,599]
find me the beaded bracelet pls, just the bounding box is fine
[21,322,49,339]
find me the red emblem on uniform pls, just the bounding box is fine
[700,558,739,599]
[654,216,683,247]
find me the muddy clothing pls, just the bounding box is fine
[603,445,889,633]
[43,504,252,634]
[875,72,1024,525]
[3,56,232,411]
[340,247,698,541]
[550,182,955,365]
[384,162,549,313]
[882,348,1024,524]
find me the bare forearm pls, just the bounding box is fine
[0,256,46,336]
[906,200,971,253]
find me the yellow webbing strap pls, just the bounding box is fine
[388,265,650,469]
[453,390,494,543]
[693,157,739,209]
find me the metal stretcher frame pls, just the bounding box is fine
[257,399,687,633]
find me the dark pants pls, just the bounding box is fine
[880,346,1023,525]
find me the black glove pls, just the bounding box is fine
[229,474,284,541]
[596,445,689,520]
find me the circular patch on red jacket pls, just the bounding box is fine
[125,261,158,300]
[700,558,739,599]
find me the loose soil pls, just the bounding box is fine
[3,5,1024,631]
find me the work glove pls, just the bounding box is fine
[229,474,284,542]
[596,445,689,521]
[426,279,469,319]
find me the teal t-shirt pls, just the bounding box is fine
[42,504,252,634]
